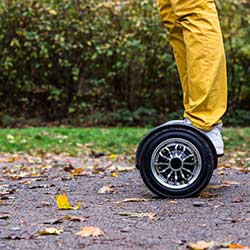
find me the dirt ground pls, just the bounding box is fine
[0,153,250,250]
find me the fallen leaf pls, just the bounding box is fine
[115,198,150,203]
[71,168,84,176]
[63,163,75,173]
[187,240,215,250]
[36,201,52,208]
[108,165,135,172]
[119,212,158,220]
[0,213,10,219]
[45,215,87,224]
[199,192,216,199]
[229,243,250,249]
[231,197,244,203]
[98,185,114,194]
[109,154,117,160]
[62,215,87,222]
[76,227,104,237]
[38,228,63,236]
[208,184,229,190]
[168,200,178,204]
[89,150,105,158]
[222,180,240,186]
[217,170,225,175]
[111,172,118,177]
[7,155,21,163]
[56,193,81,210]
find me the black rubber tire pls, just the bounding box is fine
[139,127,216,198]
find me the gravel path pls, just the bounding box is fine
[0,154,250,250]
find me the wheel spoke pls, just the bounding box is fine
[158,166,170,174]
[174,171,178,184]
[159,152,171,161]
[165,170,173,182]
[164,146,173,157]
[180,146,186,157]
[180,170,187,181]
[183,161,195,166]
[183,154,194,161]
[182,167,194,176]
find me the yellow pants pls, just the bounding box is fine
[158,0,227,131]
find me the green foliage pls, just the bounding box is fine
[0,0,249,126]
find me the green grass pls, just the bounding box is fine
[0,127,249,156]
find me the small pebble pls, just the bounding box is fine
[120,227,131,233]
[193,201,206,207]
[10,227,21,231]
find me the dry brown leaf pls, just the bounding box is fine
[56,193,81,210]
[199,192,216,199]
[187,240,215,250]
[38,228,63,236]
[168,200,178,204]
[98,185,114,194]
[115,198,149,203]
[48,215,87,224]
[119,212,158,220]
[208,184,229,189]
[222,180,240,186]
[217,170,225,175]
[76,226,104,237]
[231,197,244,203]
[0,213,10,219]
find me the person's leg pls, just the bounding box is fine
[158,0,190,112]
[158,0,227,155]
[171,0,227,131]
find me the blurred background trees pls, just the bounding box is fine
[0,0,249,127]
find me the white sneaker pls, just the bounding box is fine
[166,119,224,156]
[185,119,224,156]
[204,123,224,156]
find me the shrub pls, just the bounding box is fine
[0,0,249,126]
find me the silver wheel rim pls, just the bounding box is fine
[151,138,202,190]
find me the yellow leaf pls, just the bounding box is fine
[111,172,118,177]
[187,241,215,250]
[38,228,63,236]
[109,154,117,160]
[76,226,104,237]
[56,193,81,210]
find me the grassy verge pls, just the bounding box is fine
[0,127,249,156]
